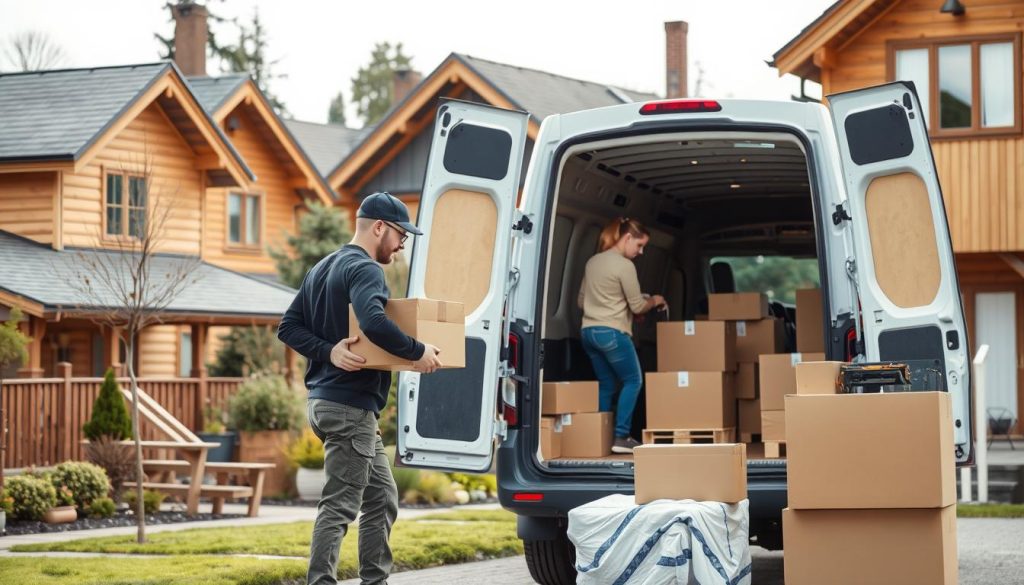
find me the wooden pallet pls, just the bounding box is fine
[764,441,787,458]
[642,428,735,445]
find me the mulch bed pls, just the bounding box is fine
[3,509,245,537]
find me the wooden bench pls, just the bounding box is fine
[139,460,275,516]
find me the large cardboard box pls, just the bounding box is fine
[540,416,562,459]
[786,392,955,509]
[645,372,735,429]
[559,412,613,458]
[761,410,785,441]
[758,353,825,411]
[541,381,599,415]
[656,321,736,372]
[794,361,843,395]
[735,319,785,364]
[348,298,465,371]
[708,292,769,321]
[634,444,747,504]
[735,362,758,400]
[738,398,761,435]
[783,506,957,585]
[795,288,824,353]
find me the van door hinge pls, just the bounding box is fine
[495,418,508,440]
[832,203,852,226]
[512,212,533,234]
[498,361,515,378]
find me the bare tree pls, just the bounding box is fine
[60,152,201,543]
[2,31,67,72]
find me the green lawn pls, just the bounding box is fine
[957,503,1024,518]
[1,509,522,584]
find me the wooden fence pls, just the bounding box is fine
[2,363,244,469]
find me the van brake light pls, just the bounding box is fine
[640,100,722,115]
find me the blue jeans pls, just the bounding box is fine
[581,326,642,438]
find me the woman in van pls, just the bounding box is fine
[577,217,667,453]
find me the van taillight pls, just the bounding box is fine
[499,332,521,428]
[640,99,722,115]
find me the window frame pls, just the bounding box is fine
[887,32,1022,140]
[102,167,148,240]
[224,190,264,252]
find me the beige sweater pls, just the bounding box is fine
[578,249,648,336]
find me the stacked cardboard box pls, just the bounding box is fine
[757,353,826,451]
[648,320,736,434]
[633,443,747,504]
[795,288,824,353]
[708,292,783,443]
[783,390,957,585]
[540,381,611,458]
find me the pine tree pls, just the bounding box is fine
[351,42,413,126]
[327,91,347,125]
[269,201,351,289]
[82,368,133,441]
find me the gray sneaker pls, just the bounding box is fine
[611,436,642,454]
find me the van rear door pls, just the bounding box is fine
[826,82,973,464]
[396,99,529,472]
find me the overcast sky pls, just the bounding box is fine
[0,0,834,127]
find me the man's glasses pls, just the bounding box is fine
[382,221,409,244]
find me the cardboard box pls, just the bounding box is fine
[645,372,736,429]
[738,398,761,435]
[761,410,785,441]
[634,444,747,504]
[785,392,955,509]
[783,506,957,585]
[559,412,613,458]
[656,321,736,372]
[758,353,826,411]
[348,298,465,371]
[794,361,843,395]
[735,319,785,364]
[795,288,824,353]
[735,362,758,400]
[708,292,769,321]
[540,416,562,459]
[541,381,599,415]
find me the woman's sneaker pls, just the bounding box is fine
[611,436,642,454]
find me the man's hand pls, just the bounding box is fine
[330,335,366,372]
[413,344,442,374]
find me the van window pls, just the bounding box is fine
[711,255,819,304]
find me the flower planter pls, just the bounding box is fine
[43,505,77,524]
[295,467,327,501]
[197,432,237,463]
[238,430,293,495]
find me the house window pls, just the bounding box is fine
[179,331,193,378]
[105,172,147,237]
[228,192,261,246]
[891,34,1021,137]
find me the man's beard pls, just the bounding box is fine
[376,246,398,264]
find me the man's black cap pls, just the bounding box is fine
[356,191,423,236]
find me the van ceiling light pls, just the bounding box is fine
[690,160,699,165]
[734,142,776,149]
[640,100,722,115]
[730,184,741,189]
[740,158,747,163]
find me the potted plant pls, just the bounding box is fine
[0,488,12,534]
[228,373,304,495]
[197,406,236,463]
[5,475,56,523]
[44,485,78,524]
[288,428,326,500]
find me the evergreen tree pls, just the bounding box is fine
[269,201,351,289]
[82,369,133,441]
[327,91,347,125]
[221,8,287,114]
[351,42,413,126]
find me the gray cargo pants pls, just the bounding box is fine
[306,398,399,585]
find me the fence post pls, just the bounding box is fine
[58,362,73,462]
[973,345,989,504]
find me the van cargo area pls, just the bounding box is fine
[537,131,825,468]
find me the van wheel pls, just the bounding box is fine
[523,529,576,585]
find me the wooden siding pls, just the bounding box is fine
[824,0,1024,253]
[204,104,304,274]
[138,324,180,377]
[0,171,55,244]
[61,102,203,254]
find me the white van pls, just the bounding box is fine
[395,82,973,584]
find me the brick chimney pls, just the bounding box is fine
[665,21,688,98]
[392,68,423,105]
[172,2,208,77]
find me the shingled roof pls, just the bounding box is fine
[186,73,250,114]
[283,119,371,177]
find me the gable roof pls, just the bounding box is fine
[0,61,254,185]
[186,73,250,113]
[770,0,900,81]
[328,52,660,201]
[284,119,370,177]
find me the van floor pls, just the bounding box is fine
[546,442,777,464]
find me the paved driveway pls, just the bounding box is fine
[343,517,1024,584]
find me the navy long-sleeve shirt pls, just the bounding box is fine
[277,244,425,414]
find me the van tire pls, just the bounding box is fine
[523,530,576,585]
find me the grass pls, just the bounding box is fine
[957,503,1024,518]
[1,509,522,584]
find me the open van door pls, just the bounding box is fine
[396,99,529,472]
[826,82,973,464]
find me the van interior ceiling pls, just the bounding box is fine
[540,131,820,464]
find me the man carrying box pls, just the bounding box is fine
[278,191,442,585]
